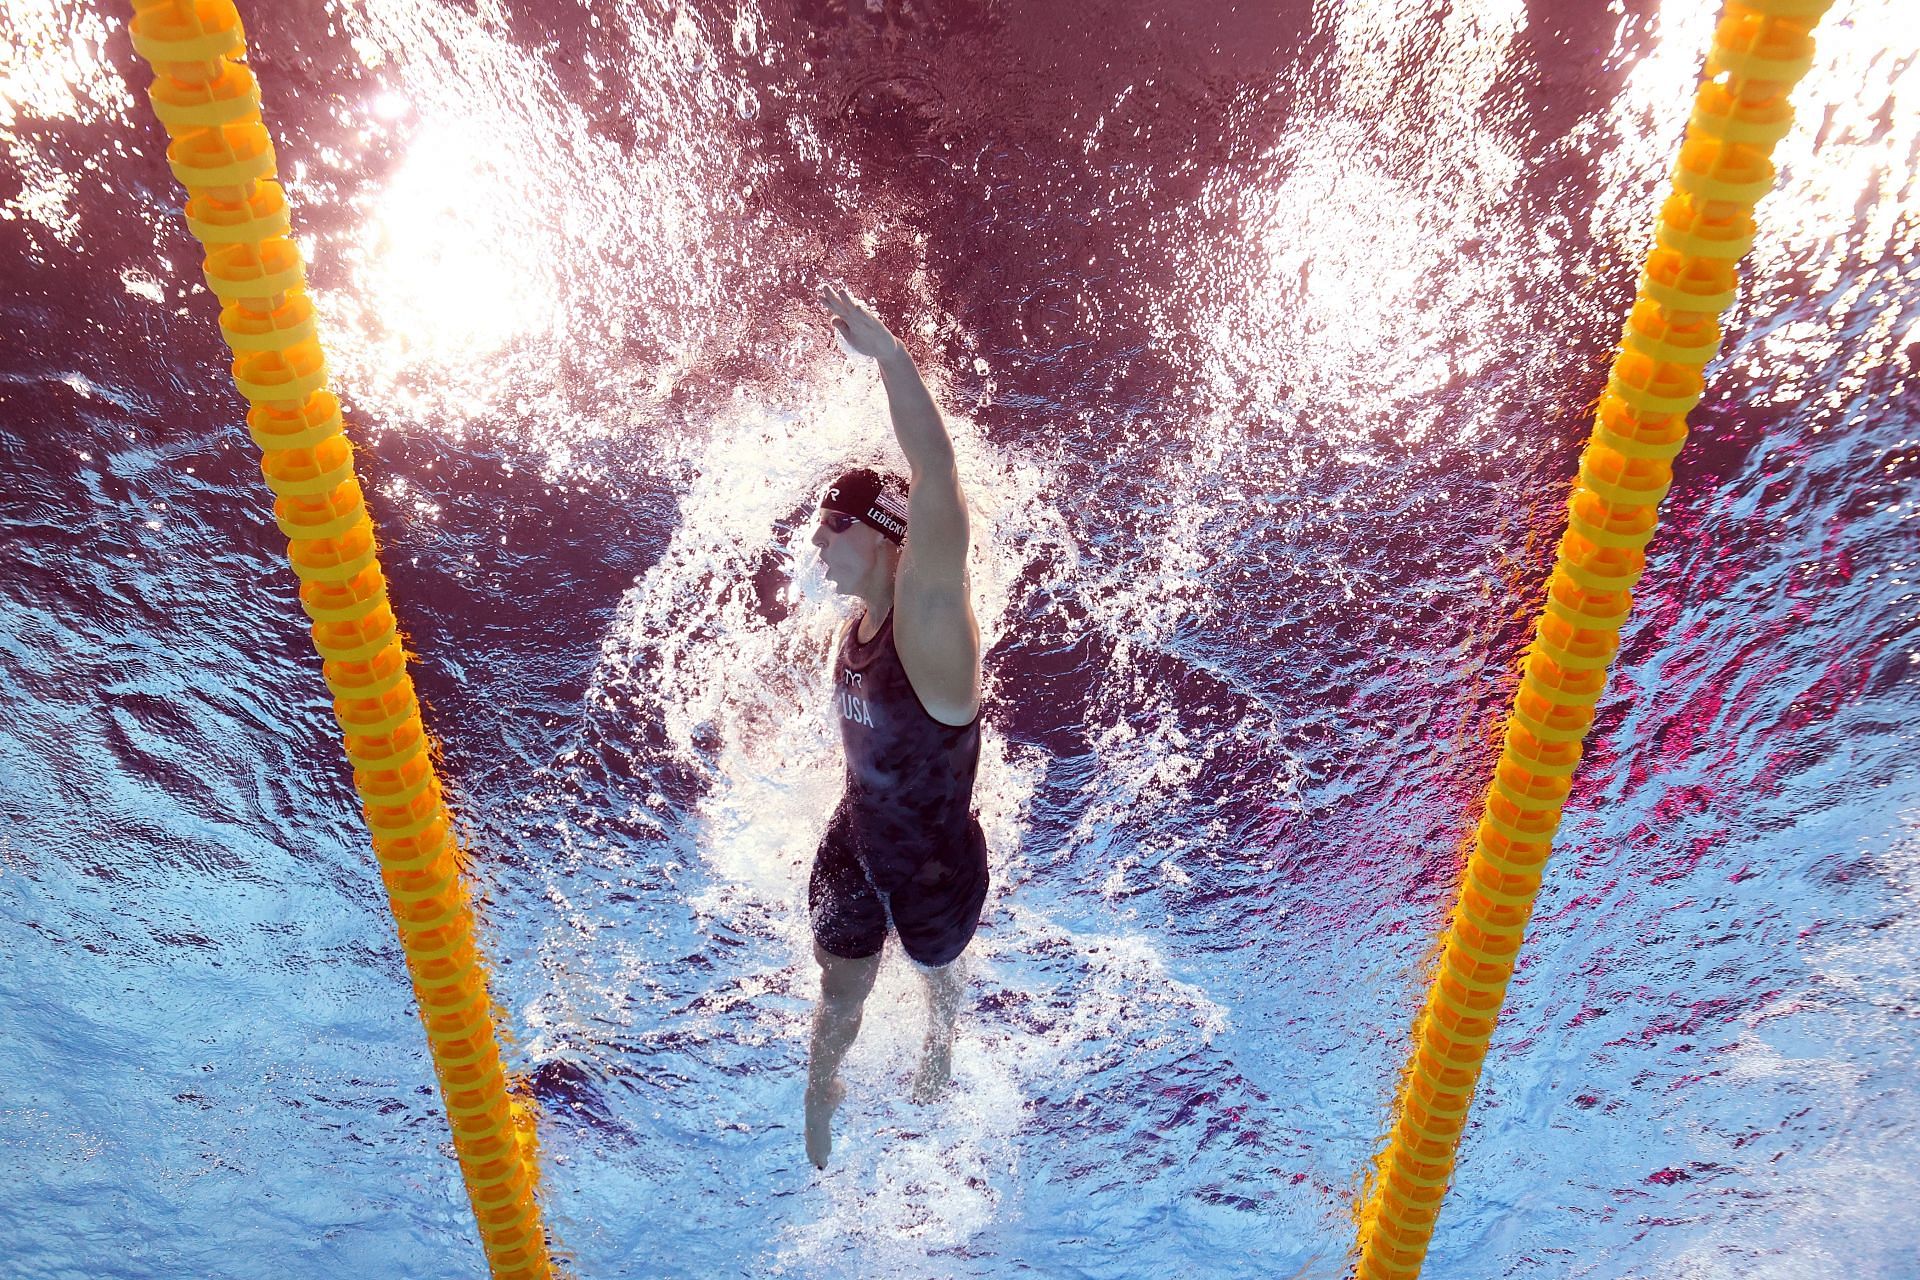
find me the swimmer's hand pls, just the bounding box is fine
[820,284,908,364]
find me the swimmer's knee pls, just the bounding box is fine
[911,952,966,981]
[815,944,880,1002]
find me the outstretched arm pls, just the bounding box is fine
[820,286,980,724]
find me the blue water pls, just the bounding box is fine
[2,1,1917,1277]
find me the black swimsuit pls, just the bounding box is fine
[808,609,990,967]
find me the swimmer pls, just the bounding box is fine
[802,285,990,1170]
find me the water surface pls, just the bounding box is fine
[2,1,1917,1277]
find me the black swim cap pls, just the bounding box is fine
[820,468,909,544]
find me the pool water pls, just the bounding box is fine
[2,1,1916,1277]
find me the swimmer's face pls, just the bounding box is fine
[812,510,889,594]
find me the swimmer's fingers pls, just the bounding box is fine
[819,284,900,358]
[817,285,858,341]
[819,284,867,330]
[818,283,862,321]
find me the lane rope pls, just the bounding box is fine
[122,4,557,1275]
[1353,3,1836,1276]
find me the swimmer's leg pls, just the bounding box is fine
[911,956,965,1102]
[806,942,880,1168]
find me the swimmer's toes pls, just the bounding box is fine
[804,1079,845,1168]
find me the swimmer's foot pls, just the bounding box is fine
[911,1033,953,1102]
[804,1077,845,1169]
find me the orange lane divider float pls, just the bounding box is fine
[123,4,556,1276]
[1352,2,1835,1277]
